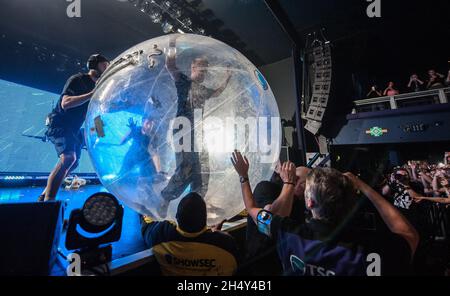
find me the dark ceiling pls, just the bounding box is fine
[0,0,449,93]
[0,0,291,93]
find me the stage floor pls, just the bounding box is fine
[0,184,147,275]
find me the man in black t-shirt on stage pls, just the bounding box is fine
[39,54,109,202]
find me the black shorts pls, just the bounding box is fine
[49,131,84,158]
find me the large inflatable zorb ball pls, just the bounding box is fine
[85,34,281,225]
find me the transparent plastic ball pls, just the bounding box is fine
[85,34,281,225]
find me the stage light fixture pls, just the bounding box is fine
[149,10,162,23]
[140,1,151,13]
[82,194,118,230]
[130,0,144,7]
[65,192,123,269]
[172,8,182,18]
[161,20,174,33]
[127,0,212,37]
[182,17,192,28]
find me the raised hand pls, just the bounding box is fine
[211,219,227,232]
[280,161,296,184]
[231,150,249,177]
[343,172,364,189]
[127,118,137,129]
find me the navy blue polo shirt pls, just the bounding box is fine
[257,210,412,276]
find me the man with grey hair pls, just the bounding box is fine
[303,168,357,224]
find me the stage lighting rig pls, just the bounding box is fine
[161,20,174,34]
[149,10,163,23]
[65,192,123,270]
[126,0,260,64]
[128,0,205,35]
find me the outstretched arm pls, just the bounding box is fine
[344,172,419,256]
[61,92,94,110]
[119,130,132,145]
[166,35,180,81]
[119,118,137,145]
[210,68,232,98]
[407,79,413,88]
[231,150,260,224]
[264,162,297,217]
[414,196,450,204]
[231,150,298,222]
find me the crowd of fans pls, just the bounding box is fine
[139,151,450,276]
[383,160,450,202]
[366,69,450,98]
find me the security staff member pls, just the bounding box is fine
[141,192,239,276]
[39,54,109,201]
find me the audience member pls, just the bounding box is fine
[414,196,450,205]
[407,74,425,92]
[426,69,445,89]
[383,81,399,96]
[140,152,449,276]
[367,85,382,98]
[244,164,311,274]
[231,150,419,276]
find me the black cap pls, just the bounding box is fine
[253,181,282,208]
[87,54,109,70]
[176,192,207,233]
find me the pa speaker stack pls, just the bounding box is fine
[305,42,332,135]
[0,201,63,275]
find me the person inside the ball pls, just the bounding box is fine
[118,117,160,178]
[158,34,232,218]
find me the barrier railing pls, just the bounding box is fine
[352,87,450,113]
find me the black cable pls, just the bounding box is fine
[57,248,68,260]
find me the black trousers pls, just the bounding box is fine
[161,151,210,201]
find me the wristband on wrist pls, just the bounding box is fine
[240,176,249,184]
[283,182,295,186]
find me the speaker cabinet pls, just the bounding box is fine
[0,201,63,275]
